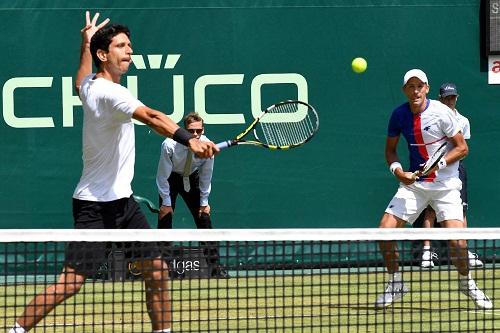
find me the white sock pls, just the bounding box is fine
[422,245,431,251]
[459,272,471,281]
[390,271,402,282]
[153,329,171,333]
[9,322,27,333]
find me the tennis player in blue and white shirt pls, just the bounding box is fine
[375,69,492,310]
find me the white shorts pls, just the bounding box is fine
[385,178,463,224]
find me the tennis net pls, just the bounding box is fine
[0,228,499,332]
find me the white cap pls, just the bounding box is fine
[403,69,428,86]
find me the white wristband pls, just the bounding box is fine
[437,157,447,170]
[389,162,402,175]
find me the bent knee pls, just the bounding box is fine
[379,213,405,228]
[448,239,467,249]
[142,258,169,278]
[56,280,84,296]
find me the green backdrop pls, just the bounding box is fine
[1,1,498,229]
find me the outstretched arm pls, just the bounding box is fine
[75,11,110,94]
[133,106,219,158]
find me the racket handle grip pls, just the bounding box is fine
[216,140,234,150]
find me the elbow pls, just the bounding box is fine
[461,145,469,159]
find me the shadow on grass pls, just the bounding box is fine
[329,304,479,313]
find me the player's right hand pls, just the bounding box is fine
[189,139,219,158]
[199,205,211,216]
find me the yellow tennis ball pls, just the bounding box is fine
[352,57,367,73]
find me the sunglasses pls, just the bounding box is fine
[187,128,203,134]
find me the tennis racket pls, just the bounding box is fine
[412,141,448,179]
[216,100,319,150]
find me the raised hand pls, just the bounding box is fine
[75,11,110,94]
[81,11,110,44]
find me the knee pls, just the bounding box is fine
[448,239,467,250]
[144,259,169,282]
[378,240,395,253]
[379,213,400,228]
[56,280,84,296]
[197,212,212,229]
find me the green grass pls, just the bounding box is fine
[1,268,499,332]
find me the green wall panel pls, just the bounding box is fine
[1,1,497,228]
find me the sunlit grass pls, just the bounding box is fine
[1,268,499,332]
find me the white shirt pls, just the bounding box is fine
[73,74,144,201]
[156,136,214,206]
[453,108,471,140]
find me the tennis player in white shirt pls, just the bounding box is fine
[375,70,492,310]
[418,83,483,269]
[9,11,218,333]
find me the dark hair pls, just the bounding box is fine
[183,112,204,128]
[90,24,130,68]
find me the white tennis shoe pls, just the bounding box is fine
[460,279,493,309]
[468,252,484,268]
[375,280,409,309]
[421,250,438,268]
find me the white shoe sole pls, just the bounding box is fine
[475,301,493,310]
[421,261,434,268]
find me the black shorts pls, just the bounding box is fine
[65,197,161,276]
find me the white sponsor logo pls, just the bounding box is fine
[2,54,309,128]
[171,258,201,275]
[492,2,500,14]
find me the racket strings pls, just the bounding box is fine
[257,103,317,147]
